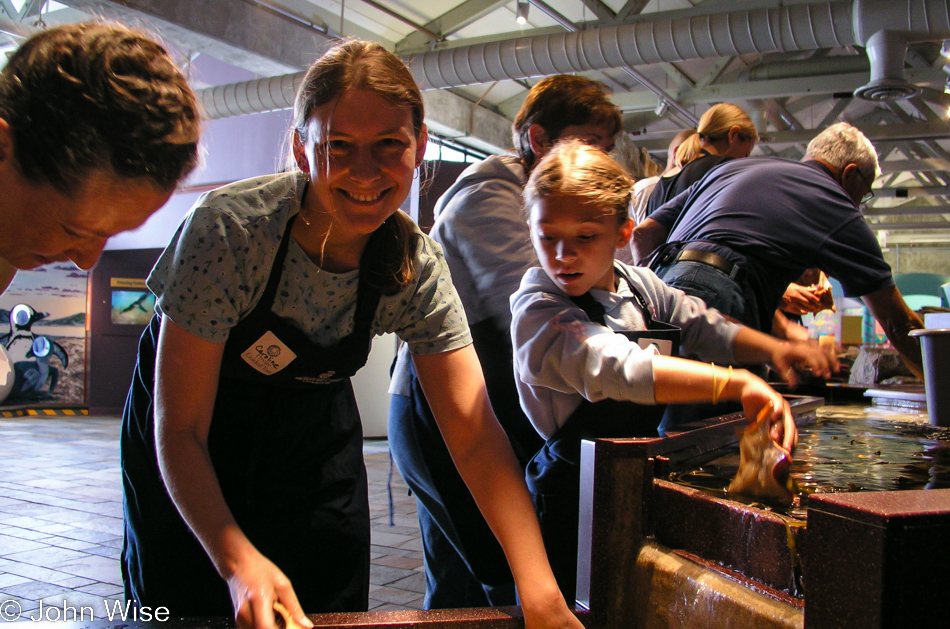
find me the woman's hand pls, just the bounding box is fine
[227,550,312,629]
[518,580,585,629]
[154,320,312,629]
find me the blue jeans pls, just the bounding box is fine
[653,260,754,430]
[654,259,756,329]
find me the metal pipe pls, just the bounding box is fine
[406,2,856,90]
[0,17,37,39]
[200,72,305,119]
[197,0,950,119]
[527,0,697,124]
[746,54,869,81]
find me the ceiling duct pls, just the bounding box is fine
[744,54,869,81]
[855,29,920,100]
[199,72,304,119]
[851,0,948,100]
[407,0,950,102]
[407,3,852,89]
[197,0,950,119]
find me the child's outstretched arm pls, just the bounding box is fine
[652,356,796,452]
[651,323,836,452]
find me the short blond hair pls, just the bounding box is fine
[524,139,633,223]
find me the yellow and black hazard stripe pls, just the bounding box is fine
[0,407,89,417]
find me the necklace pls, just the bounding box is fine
[298,177,312,226]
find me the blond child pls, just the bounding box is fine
[510,139,833,602]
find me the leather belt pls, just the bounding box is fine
[675,248,744,281]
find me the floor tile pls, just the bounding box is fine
[0,416,427,614]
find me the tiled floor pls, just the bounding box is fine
[0,416,424,622]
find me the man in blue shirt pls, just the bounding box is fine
[632,122,923,378]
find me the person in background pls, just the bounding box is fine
[388,75,621,609]
[630,128,697,225]
[615,129,699,265]
[0,22,201,294]
[121,40,582,629]
[642,103,758,219]
[633,122,924,377]
[510,139,833,603]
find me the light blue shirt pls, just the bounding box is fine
[149,172,471,355]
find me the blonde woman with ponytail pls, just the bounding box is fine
[644,103,758,218]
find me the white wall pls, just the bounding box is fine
[106,108,293,251]
[351,334,397,438]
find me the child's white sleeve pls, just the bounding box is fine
[511,291,659,407]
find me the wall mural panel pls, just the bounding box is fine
[0,264,88,407]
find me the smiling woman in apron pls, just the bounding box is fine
[121,40,583,629]
[509,140,836,602]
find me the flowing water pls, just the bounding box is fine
[669,404,950,520]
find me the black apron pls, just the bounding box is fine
[525,266,679,603]
[121,213,381,616]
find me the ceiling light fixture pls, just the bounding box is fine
[516,0,529,25]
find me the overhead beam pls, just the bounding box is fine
[868,221,950,231]
[395,0,511,52]
[579,0,615,22]
[616,0,650,22]
[18,0,44,19]
[879,158,950,174]
[694,56,733,89]
[56,0,338,75]
[865,205,950,216]
[0,1,16,20]
[873,183,950,198]
[356,0,439,41]
[660,62,694,89]
[422,88,512,155]
[615,67,945,113]
[881,233,950,244]
[818,98,852,128]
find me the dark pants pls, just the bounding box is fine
[387,320,543,609]
[388,384,518,608]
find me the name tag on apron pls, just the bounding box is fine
[620,320,680,358]
[241,331,298,375]
[638,337,673,356]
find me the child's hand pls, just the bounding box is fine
[774,402,798,454]
[771,339,838,385]
[737,373,797,453]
